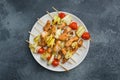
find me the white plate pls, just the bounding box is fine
[29,12,90,72]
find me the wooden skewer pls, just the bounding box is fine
[37,18,39,20]
[79,49,82,51]
[90,38,93,42]
[68,61,73,64]
[37,18,44,26]
[76,52,80,56]
[37,18,45,24]
[46,11,53,19]
[26,40,31,44]
[60,64,68,71]
[70,57,77,63]
[52,6,59,13]
[34,27,41,33]
[28,31,36,37]
[82,45,86,49]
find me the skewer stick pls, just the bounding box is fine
[79,48,82,50]
[76,52,80,56]
[34,27,41,33]
[82,45,86,49]
[90,38,93,42]
[26,40,31,44]
[28,31,36,37]
[46,11,53,19]
[70,57,77,63]
[60,64,68,71]
[37,18,39,20]
[37,18,45,24]
[37,18,44,26]
[68,61,73,64]
[52,6,59,13]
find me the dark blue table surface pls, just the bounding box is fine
[0,0,120,80]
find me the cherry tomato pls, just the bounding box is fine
[69,22,78,30]
[58,12,66,19]
[38,48,45,54]
[52,59,59,67]
[81,32,91,40]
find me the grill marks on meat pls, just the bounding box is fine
[59,33,68,41]
[65,36,79,47]
[58,22,66,29]
[43,20,51,31]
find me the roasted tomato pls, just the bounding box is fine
[81,32,90,40]
[38,48,45,54]
[69,22,78,30]
[58,12,66,19]
[52,59,59,67]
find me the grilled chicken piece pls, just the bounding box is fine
[72,47,78,54]
[51,25,56,34]
[78,39,83,47]
[61,48,67,55]
[62,58,68,64]
[63,27,71,33]
[57,54,62,60]
[41,31,48,38]
[71,36,79,41]
[58,22,66,29]
[47,48,52,53]
[65,36,79,47]
[43,20,51,31]
[40,39,46,47]
[53,40,61,52]
[59,33,68,41]
[39,35,47,47]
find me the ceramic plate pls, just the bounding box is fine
[29,12,90,72]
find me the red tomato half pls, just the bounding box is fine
[52,59,59,67]
[81,32,91,40]
[69,22,78,30]
[58,12,66,19]
[38,48,45,54]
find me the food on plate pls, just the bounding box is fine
[28,11,91,68]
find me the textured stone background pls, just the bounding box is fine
[0,0,120,80]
